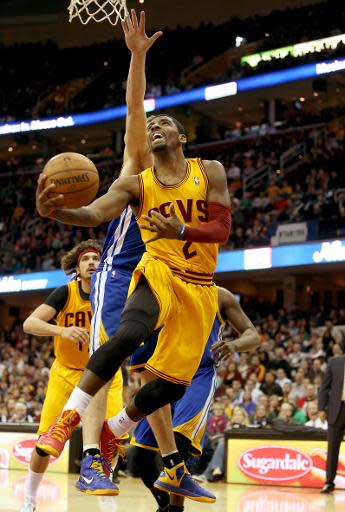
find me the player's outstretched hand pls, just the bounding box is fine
[36,173,65,217]
[60,326,89,347]
[121,9,163,55]
[140,203,183,243]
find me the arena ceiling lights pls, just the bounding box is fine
[241,33,345,68]
[1,56,345,136]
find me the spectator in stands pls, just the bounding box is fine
[288,342,304,369]
[267,347,291,376]
[257,394,269,411]
[268,394,281,419]
[275,402,296,424]
[305,402,328,430]
[247,354,266,382]
[237,353,249,380]
[276,368,292,388]
[231,379,243,405]
[251,404,269,427]
[244,376,263,404]
[300,384,318,414]
[224,361,242,386]
[290,369,306,402]
[207,402,229,446]
[282,382,293,404]
[239,391,256,416]
[260,371,283,396]
[7,402,33,423]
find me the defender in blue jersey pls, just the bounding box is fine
[90,209,145,354]
[128,287,260,511]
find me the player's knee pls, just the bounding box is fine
[163,380,186,403]
[134,378,186,415]
[87,321,147,380]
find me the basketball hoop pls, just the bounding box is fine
[68,0,128,25]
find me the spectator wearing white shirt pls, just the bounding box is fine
[305,402,328,430]
[288,342,304,369]
[276,368,292,388]
[7,402,33,424]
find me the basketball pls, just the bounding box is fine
[43,152,99,208]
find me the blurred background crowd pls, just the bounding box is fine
[1,302,344,480]
[1,123,345,274]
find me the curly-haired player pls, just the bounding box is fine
[19,240,123,512]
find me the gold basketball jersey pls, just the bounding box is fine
[136,158,218,283]
[54,280,91,370]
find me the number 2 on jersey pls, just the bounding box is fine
[183,241,197,260]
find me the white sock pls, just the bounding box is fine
[161,450,179,457]
[62,387,93,415]
[108,408,136,437]
[24,469,44,501]
[83,444,99,452]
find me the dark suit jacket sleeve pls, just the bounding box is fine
[318,359,333,411]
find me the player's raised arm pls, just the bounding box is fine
[211,287,260,362]
[36,173,139,226]
[121,10,161,174]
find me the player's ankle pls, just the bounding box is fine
[83,447,101,458]
[162,451,182,469]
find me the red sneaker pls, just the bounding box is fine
[100,420,125,475]
[36,410,80,457]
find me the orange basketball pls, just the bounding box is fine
[43,152,99,208]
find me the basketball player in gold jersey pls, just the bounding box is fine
[35,10,230,504]
[20,240,123,512]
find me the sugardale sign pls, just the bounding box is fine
[238,446,312,482]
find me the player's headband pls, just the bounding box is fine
[77,248,100,264]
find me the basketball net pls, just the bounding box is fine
[68,0,128,25]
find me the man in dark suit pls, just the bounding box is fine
[318,354,345,493]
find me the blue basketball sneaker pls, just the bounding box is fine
[76,454,119,495]
[153,462,216,503]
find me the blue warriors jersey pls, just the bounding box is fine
[131,312,225,455]
[90,207,145,352]
[98,206,145,273]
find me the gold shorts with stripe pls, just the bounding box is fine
[128,253,217,385]
[38,359,123,435]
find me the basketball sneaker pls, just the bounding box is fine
[76,454,119,495]
[36,410,80,457]
[19,498,36,512]
[100,420,125,476]
[153,462,216,503]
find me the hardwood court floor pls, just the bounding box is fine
[1,470,345,511]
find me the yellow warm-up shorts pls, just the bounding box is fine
[38,359,123,435]
[128,253,218,386]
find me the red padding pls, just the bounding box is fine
[182,202,231,243]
